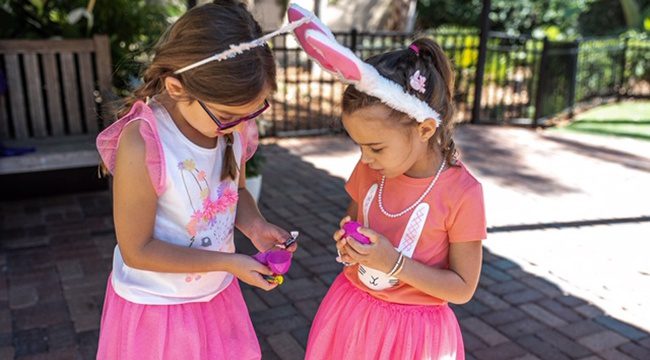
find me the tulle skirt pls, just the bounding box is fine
[97,274,260,360]
[306,274,464,360]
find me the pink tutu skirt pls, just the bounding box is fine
[97,275,260,360]
[306,274,464,360]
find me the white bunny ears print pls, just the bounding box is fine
[287,4,442,126]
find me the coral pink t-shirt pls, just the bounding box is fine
[343,160,487,305]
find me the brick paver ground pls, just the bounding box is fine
[1,125,649,359]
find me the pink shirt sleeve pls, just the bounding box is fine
[447,183,487,242]
[96,101,166,196]
[344,160,365,204]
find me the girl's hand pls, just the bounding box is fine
[250,221,297,253]
[343,226,400,273]
[333,216,357,266]
[229,254,279,291]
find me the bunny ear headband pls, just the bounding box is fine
[287,4,441,125]
[173,3,440,125]
[173,13,315,74]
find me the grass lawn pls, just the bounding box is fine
[553,101,650,141]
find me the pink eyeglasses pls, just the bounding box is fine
[198,99,270,130]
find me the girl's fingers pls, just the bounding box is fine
[339,216,351,228]
[342,244,365,263]
[341,250,356,262]
[345,238,371,255]
[336,238,348,249]
[335,247,345,263]
[335,247,356,265]
[333,229,345,242]
[254,273,280,291]
[357,227,379,244]
[253,263,274,276]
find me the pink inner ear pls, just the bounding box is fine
[306,33,362,82]
[288,7,337,73]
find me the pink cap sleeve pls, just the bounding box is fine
[239,120,260,162]
[96,101,166,196]
[447,183,487,242]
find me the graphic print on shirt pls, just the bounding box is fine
[357,183,429,290]
[179,159,238,282]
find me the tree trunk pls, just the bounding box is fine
[619,0,642,29]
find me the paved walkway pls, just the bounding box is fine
[1,125,649,359]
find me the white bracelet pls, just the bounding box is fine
[392,256,406,278]
[387,251,404,277]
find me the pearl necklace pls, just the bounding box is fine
[378,160,446,218]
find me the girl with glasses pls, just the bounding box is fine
[95,1,300,358]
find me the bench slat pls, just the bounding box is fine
[0,39,95,54]
[0,94,8,138]
[42,53,65,136]
[4,54,28,139]
[0,135,98,174]
[24,54,47,137]
[60,52,82,134]
[94,36,113,127]
[0,35,113,174]
[78,52,97,133]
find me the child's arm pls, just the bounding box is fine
[234,161,296,252]
[346,201,358,220]
[342,228,482,304]
[112,122,276,290]
[392,240,482,304]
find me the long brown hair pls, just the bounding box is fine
[341,37,458,167]
[119,0,276,181]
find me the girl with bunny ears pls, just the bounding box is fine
[287,4,486,359]
[94,2,311,358]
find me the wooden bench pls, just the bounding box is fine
[0,35,112,175]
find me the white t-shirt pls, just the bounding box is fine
[111,99,242,305]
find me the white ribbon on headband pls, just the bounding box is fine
[174,15,314,74]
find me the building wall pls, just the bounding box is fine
[196,0,413,32]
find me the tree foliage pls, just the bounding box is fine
[0,0,184,94]
[417,0,650,38]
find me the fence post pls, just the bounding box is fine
[533,37,550,127]
[471,0,491,124]
[618,36,629,100]
[568,40,579,117]
[350,28,358,54]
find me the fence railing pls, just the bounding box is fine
[261,30,650,136]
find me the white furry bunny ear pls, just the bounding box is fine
[287,3,441,125]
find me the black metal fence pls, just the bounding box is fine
[477,32,544,125]
[264,30,416,137]
[534,39,579,122]
[262,30,650,136]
